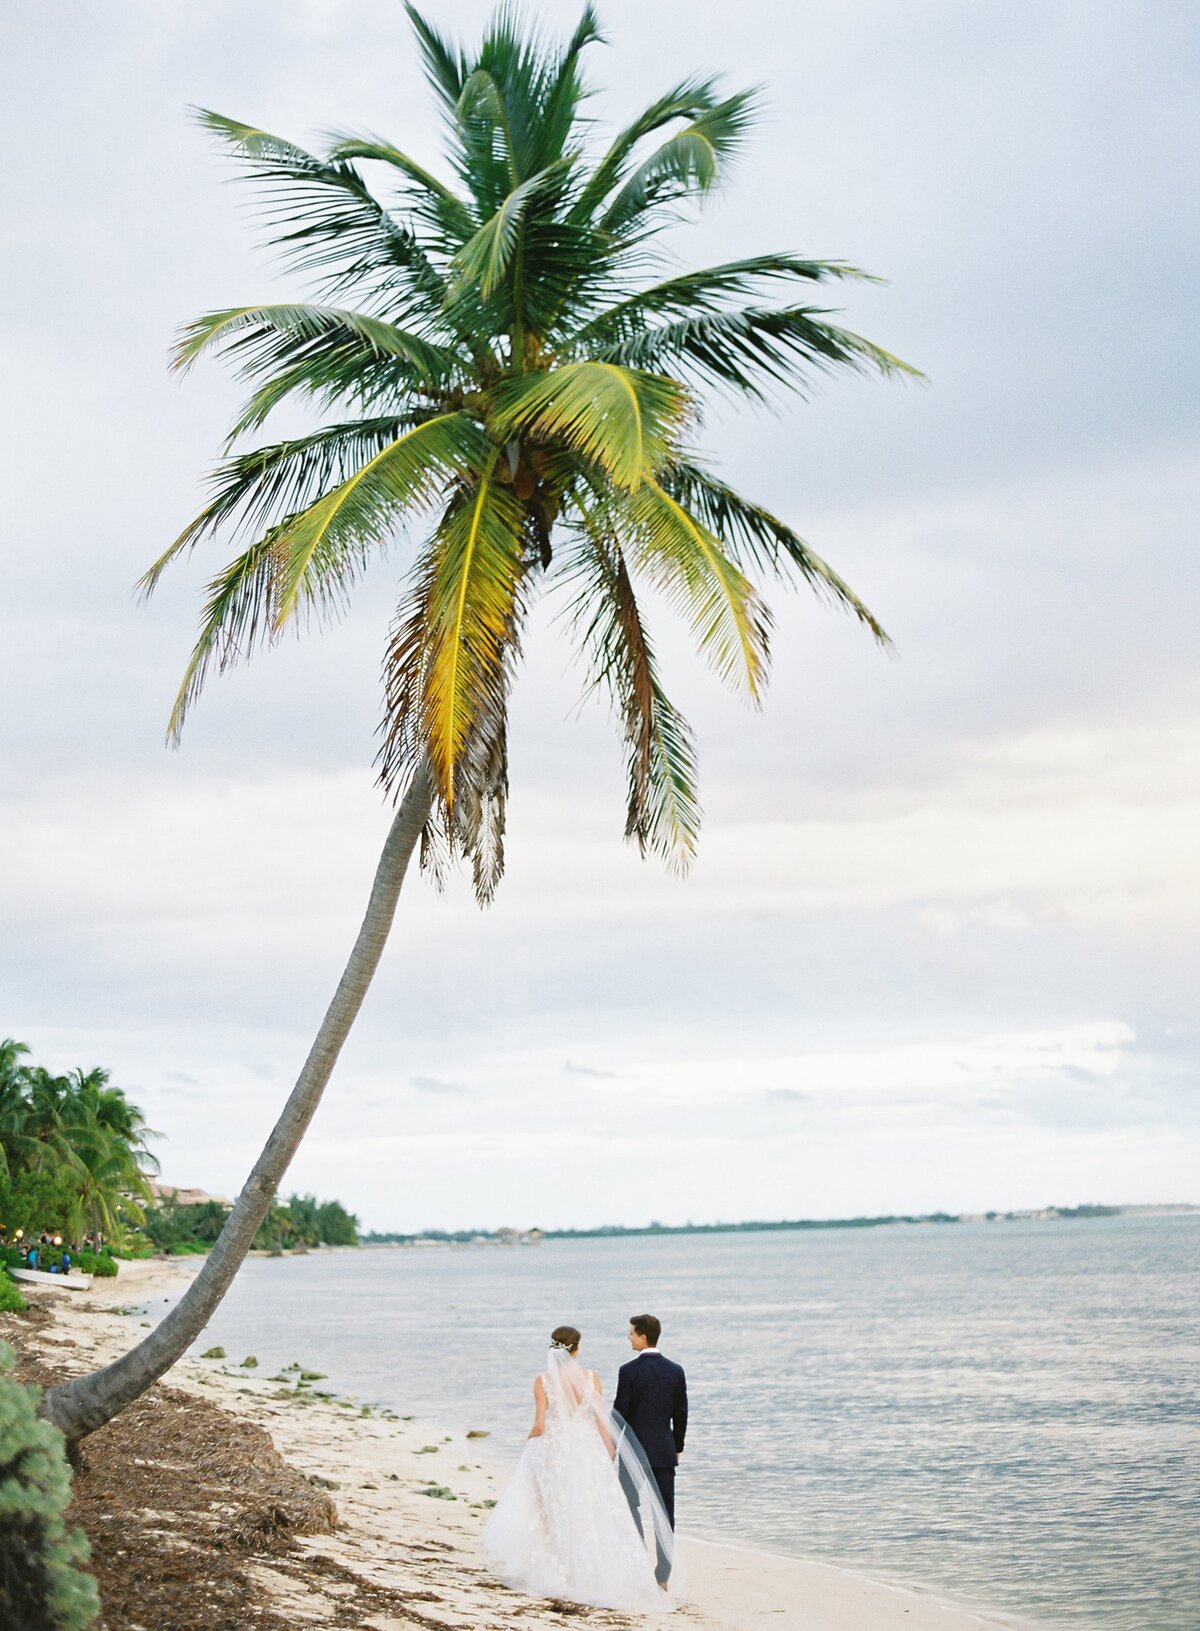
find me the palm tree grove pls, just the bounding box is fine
[0,1040,157,1263]
[28,6,915,1447]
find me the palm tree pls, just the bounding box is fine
[0,1039,31,1177]
[42,5,917,1442]
[65,1069,159,1242]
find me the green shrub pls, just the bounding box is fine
[0,1341,101,1629]
[0,1277,25,1314]
[72,1252,117,1279]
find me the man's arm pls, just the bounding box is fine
[614,1360,634,1423]
[673,1367,688,1458]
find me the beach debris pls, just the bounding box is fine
[299,1369,326,1381]
[416,1445,440,1454]
[200,1346,225,1359]
[419,1485,456,1500]
[240,1354,258,1368]
[466,1429,490,1438]
[307,1474,338,1491]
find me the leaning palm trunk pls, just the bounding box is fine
[41,767,433,1444]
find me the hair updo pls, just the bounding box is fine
[550,1324,581,1353]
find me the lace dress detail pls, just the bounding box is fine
[483,1370,669,1612]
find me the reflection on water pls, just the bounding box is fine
[171,1214,1200,1631]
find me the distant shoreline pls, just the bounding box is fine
[361,1201,1199,1247]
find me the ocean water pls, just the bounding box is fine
[157,1214,1200,1631]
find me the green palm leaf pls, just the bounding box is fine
[267,411,487,627]
[574,254,880,343]
[624,478,771,700]
[568,76,724,224]
[173,303,459,387]
[567,517,700,866]
[163,534,280,744]
[140,416,422,594]
[194,109,455,310]
[403,3,469,121]
[452,159,572,298]
[662,460,889,641]
[490,361,687,489]
[382,458,526,806]
[601,304,923,400]
[599,89,760,236]
[158,412,487,742]
[324,133,478,242]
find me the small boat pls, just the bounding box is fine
[11,1268,94,1292]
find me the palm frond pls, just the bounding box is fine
[158,412,487,741]
[381,458,526,808]
[661,460,889,642]
[195,109,457,311]
[404,3,470,121]
[537,5,605,170]
[576,251,874,332]
[623,478,771,700]
[139,415,421,596]
[267,411,488,629]
[599,89,760,236]
[323,134,477,242]
[173,302,459,387]
[568,77,724,224]
[451,159,571,298]
[566,514,700,866]
[490,361,688,489]
[599,303,924,401]
[163,534,281,743]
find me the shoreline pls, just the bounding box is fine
[11,1256,1042,1631]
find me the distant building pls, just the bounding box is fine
[146,1181,233,1209]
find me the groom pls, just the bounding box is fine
[614,1313,688,1585]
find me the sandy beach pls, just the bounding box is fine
[6,1257,1033,1631]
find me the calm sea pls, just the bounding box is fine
[154,1215,1200,1631]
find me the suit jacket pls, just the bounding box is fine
[613,1351,688,1470]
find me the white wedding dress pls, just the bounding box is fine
[483,1349,680,1613]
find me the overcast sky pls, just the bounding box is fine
[2,1,1197,1232]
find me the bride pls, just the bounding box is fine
[483,1324,681,1612]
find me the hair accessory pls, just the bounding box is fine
[549,1339,572,1352]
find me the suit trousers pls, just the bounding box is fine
[620,1461,676,1585]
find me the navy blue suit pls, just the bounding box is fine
[614,1350,688,1582]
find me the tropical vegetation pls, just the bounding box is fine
[44,4,916,1443]
[144,1191,358,1253]
[0,1040,156,1254]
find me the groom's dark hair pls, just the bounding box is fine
[630,1313,661,1347]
